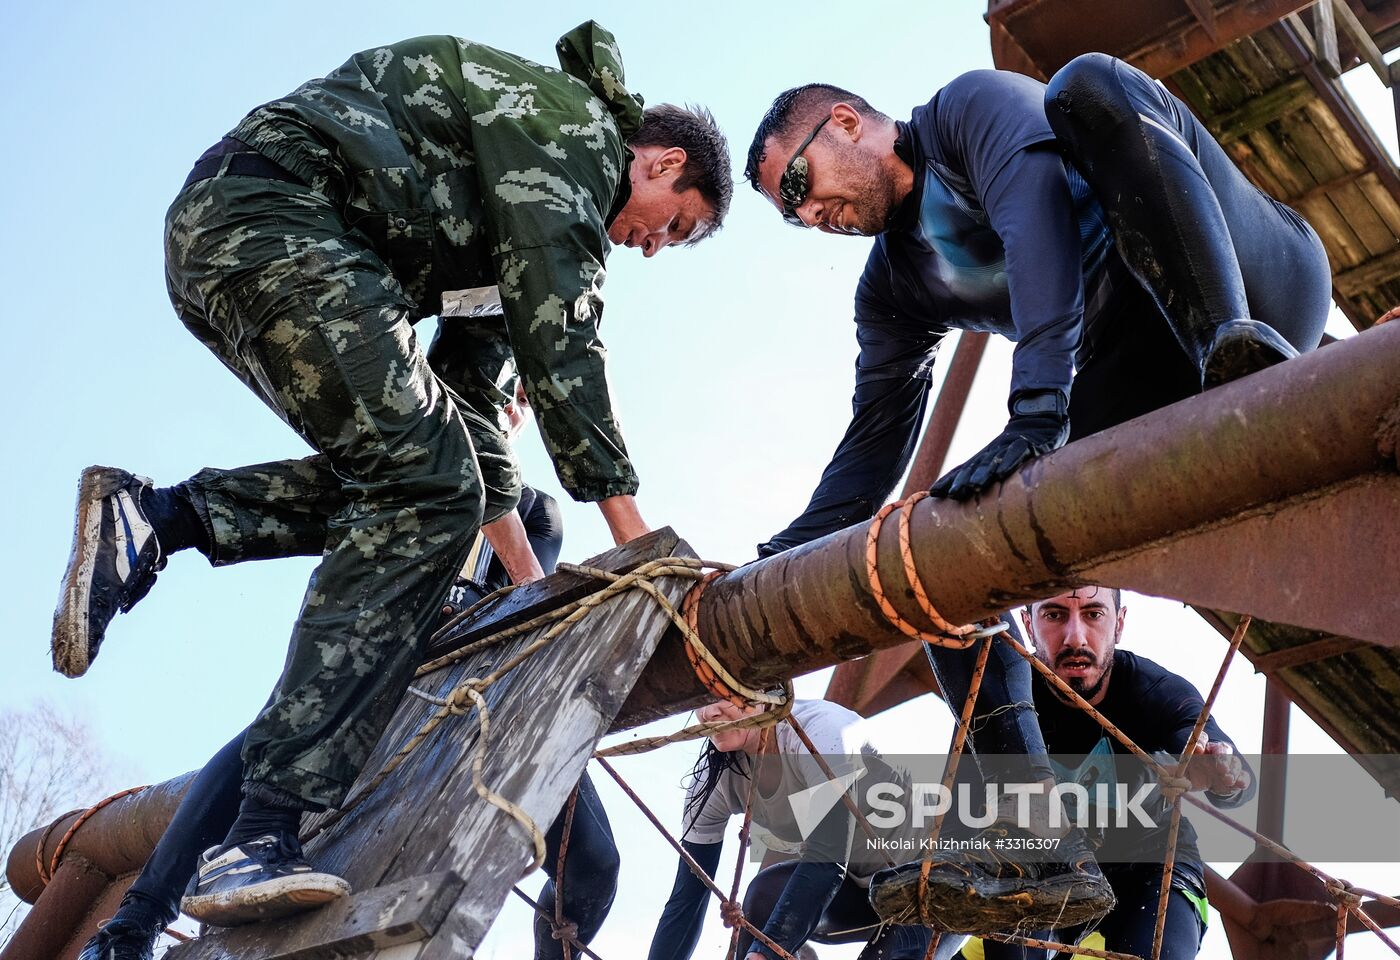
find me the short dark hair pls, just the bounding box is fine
[744,83,889,188]
[627,103,732,243]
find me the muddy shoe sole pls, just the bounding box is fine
[181,872,350,927]
[868,860,1117,934]
[53,466,144,678]
[1203,319,1299,390]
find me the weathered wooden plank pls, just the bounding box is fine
[1239,125,1369,267]
[1228,32,1291,91]
[300,528,689,884]
[1332,0,1391,85]
[246,532,701,959]
[1335,243,1400,295]
[1284,164,1372,206]
[164,871,463,960]
[1356,172,1400,238]
[1170,63,1220,116]
[1301,99,1372,175]
[1313,0,1343,77]
[410,547,699,960]
[422,527,681,660]
[1208,75,1315,143]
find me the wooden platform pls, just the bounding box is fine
[166,529,696,960]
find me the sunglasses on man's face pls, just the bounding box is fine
[778,115,831,225]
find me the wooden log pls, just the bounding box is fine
[162,530,698,960]
[422,527,681,660]
[165,872,464,960]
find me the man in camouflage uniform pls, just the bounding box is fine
[52,21,730,935]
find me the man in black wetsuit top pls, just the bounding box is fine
[962,586,1254,959]
[744,55,1302,929]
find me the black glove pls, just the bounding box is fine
[930,391,1070,500]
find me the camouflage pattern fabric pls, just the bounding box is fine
[162,22,644,807]
[226,21,641,502]
[180,316,523,568]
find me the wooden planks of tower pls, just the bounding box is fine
[160,529,697,960]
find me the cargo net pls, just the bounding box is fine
[33,496,1400,960]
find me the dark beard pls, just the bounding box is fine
[1063,657,1113,702]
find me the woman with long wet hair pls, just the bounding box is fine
[646,698,932,960]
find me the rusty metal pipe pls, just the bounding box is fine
[5,772,194,906]
[619,322,1400,725]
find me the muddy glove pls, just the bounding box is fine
[930,390,1070,500]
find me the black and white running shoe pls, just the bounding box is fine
[52,466,167,678]
[76,917,162,960]
[181,834,349,927]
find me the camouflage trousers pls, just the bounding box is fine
[165,171,515,809]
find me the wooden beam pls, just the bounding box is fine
[170,532,697,960]
[1251,636,1370,673]
[1184,0,1221,43]
[1284,164,1373,206]
[424,527,680,660]
[1314,0,1343,77]
[1333,242,1400,295]
[1207,75,1315,143]
[1332,0,1391,86]
[165,872,464,960]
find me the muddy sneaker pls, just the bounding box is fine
[76,917,162,960]
[868,826,1115,934]
[181,834,349,927]
[1202,319,1299,390]
[52,466,167,678]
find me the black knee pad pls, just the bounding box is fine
[1045,51,1133,137]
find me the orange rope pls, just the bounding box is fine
[680,570,751,707]
[866,494,1005,648]
[36,785,148,885]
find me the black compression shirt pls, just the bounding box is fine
[760,70,1115,556]
[1032,650,1256,883]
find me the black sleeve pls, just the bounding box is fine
[647,840,723,960]
[932,71,1086,403]
[1151,674,1257,810]
[752,861,846,960]
[758,246,942,557]
[481,485,565,590]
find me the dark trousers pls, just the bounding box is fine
[927,54,1331,771]
[1049,52,1330,438]
[923,618,1054,785]
[737,862,932,960]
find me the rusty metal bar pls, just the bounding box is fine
[900,331,988,496]
[619,321,1400,726]
[1257,680,1292,846]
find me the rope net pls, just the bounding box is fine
[35,499,1398,960]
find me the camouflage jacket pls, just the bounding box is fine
[228,22,642,502]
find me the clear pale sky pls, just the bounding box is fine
[1,2,1391,957]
